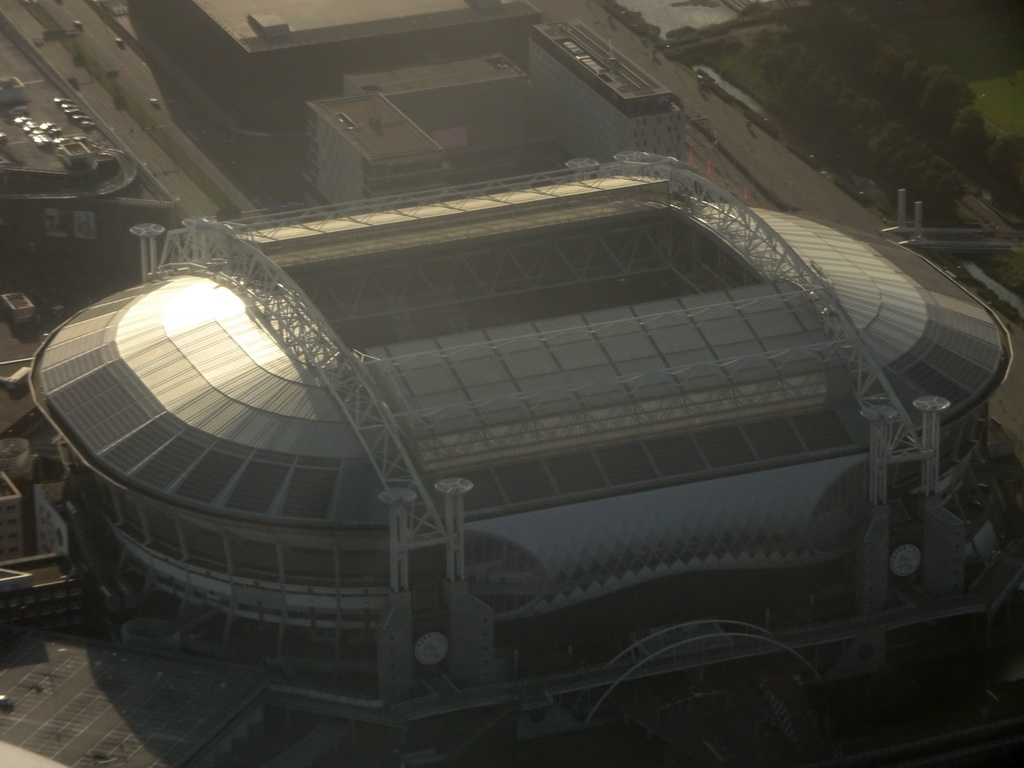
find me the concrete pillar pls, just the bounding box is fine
[376,591,414,702]
[447,585,498,686]
[920,496,965,598]
[855,507,890,614]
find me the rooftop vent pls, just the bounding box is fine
[247,12,291,39]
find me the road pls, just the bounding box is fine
[4,0,251,219]
[530,0,886,234]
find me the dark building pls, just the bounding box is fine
[129,0,542,129]
[0,554,82,632]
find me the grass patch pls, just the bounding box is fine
[704,42,769,97]
[971,75,1024,132]
[903,8,1024,132]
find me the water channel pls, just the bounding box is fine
[962,262,1024,317]
[692,65,766,114]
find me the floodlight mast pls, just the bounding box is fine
[150,218,447,548]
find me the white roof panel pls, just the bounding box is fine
[36,276,372,523]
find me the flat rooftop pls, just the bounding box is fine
[534,20,675,104]
[345,54,525,95]
[195,0,541,51]
[312,94,442,161]
[0,631,267,767]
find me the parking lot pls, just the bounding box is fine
[4,96,95,157]
[0,28,104,172]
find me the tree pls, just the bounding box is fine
[900,59,927,106]
[989,134,1024,194]
[872,46,912,92]
[948,107,991,166]
[918,157,966,222]
[919,66,975,136]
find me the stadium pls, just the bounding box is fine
[30,158,1009,667]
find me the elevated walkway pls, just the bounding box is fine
[252,176,668,268]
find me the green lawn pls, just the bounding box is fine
[972,74,1024,132]
[905,7,1024,132]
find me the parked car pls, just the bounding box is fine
[78,120,96,131]
[0,694,14,712]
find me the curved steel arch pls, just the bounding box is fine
[606,619,776,667]
[152,217,445,543]
[639,159,923,454]
[585,629,820,724]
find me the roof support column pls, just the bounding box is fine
[915,395,950,496]
[435,478,473,583]
[862,403,899,506]
[381,488,418,594]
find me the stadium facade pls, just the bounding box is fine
[30,159,1009,665]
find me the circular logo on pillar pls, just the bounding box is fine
[414,631,449,665]
[889,543,921,577]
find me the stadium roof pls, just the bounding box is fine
[759,211,1005,417]
[34,277,375,524]
[367,281,851,471]
[32,162,1009,526]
